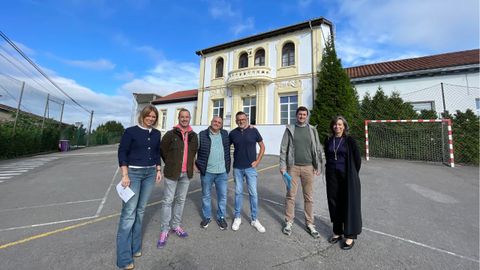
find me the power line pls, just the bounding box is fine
[0,49,59,97]
[0,84,32,113]
[0,31,91,114]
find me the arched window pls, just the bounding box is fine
[282,42,295,67]
[239,52,248,68]
[254,49,265,66]
[215,58,224,78]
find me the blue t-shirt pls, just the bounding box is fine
[229,127,263,169]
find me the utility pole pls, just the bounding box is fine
[41,93,50,135]
[59,100,65,129]
[12,81,25,136]
[86,110,94,146]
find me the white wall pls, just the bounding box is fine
[301,78,314,108]
[154,100,196,133]
[298,31,312,74]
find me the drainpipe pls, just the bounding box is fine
[309,20,316,107]
[199,50,206,125]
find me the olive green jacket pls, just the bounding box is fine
[279,124,325,174]
[161,127,198,180]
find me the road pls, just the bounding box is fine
[0,145,478,269]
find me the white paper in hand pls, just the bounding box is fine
[116,182,135,203]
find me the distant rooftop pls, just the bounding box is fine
[133,93,162,104]
[151,89,198,105]
[346,49,479,82]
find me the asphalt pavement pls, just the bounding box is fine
[0,144,478,270]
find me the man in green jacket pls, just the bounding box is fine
[157,108,198,248]
[279,106,325,238]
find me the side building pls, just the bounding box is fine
[151,89,197,134]
[194,17,333,128]
[346,49,480,115]
[132,93,162,125]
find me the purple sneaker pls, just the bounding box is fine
[156,232,168,249]
[171,226,188,238]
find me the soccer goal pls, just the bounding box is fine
[364,119,454,167]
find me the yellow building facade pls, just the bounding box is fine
[195,17,333,128]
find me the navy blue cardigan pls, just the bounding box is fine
[195,128,231,176]
[118,125,161,167]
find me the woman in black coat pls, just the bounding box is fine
[324,116,362,250]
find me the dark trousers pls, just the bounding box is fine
[326,169,357,239]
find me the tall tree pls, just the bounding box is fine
[360,88,418,119]
[310,38,359,140]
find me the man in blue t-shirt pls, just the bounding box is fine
[229,111,266,233]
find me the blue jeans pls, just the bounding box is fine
[116,167,156,268]
[233,167,258,221]
[159,173,190,232]
[201,172,228,220]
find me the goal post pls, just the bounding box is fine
[365,119,454,167]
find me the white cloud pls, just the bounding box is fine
[112,33,131,47]
[332,0,479,66]
[207,0,255,36]
[113,70,135,81]
[208,0,237,18]
[0,42,132,128]
[52,76,132,127]
[298,0,313,8]
[231,17,255,36]
[62,58,115,70]
[119,59,199,96]
[135,45,163,61]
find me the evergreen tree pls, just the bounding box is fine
[310,38,359,140]
[360,88,417,119]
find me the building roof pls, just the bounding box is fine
[346,49,480,82]
[133,93,162,104]
[0,103,68,125]
[196,17,333,55]
[151,89,198,105]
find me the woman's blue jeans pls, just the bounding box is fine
[116,167,155,268]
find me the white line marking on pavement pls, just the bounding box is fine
[256,196,480,264]
[0,170,29,173]
[95,167,119,216]
[0,173,23,176]
[0,198,103,213]
[0,180,3,183]
[0,177,12,180]
[50,151,117,157]
[0,167,36,169]
[362,227,479,263]
[0,215,97,232]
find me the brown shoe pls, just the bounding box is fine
[124,263,134,270]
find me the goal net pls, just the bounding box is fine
[365,119,454,167]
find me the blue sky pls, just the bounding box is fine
[0,0,478,127]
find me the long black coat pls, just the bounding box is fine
[324,135,362,236]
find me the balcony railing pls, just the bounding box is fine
[226,67,273,86]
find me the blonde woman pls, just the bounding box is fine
[116,105,162,269]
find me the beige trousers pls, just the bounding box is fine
[285,165,314,225]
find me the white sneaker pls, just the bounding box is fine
[232,217,242,231]
[251,219,266,233]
